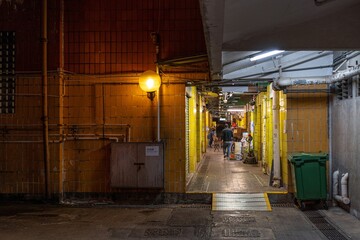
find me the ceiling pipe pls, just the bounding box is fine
[273,64,360,90]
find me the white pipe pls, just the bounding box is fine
[332,170,339,197]
[341,173,349,198]
[274,64,360,88]
[333,171,350,205]
[334,195,350,205]
[108,137,119,142]
[271,84,281,187]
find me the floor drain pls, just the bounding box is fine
[222,216,256,224]
[304,211,349,240]
[144,228,183,238]
[271,203,294,208]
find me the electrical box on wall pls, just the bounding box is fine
[110,142,164,188]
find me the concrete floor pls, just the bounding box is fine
[187,148,287,193]
[0,202,359,239]
[1,149,360,239]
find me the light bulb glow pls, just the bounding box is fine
[227,108,245,112]
[139,70,161,92]
[146,78,155,89]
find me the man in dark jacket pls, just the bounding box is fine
[221,124,233,159]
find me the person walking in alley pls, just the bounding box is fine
[221,124,233,159]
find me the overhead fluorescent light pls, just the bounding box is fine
[227,108,244,112]
[250,50,285,62]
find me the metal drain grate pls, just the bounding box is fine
[222,216,256,224]
[303,211,323,218]
[144,228,183,238]
[271,202,294,208]
[304,211,349,240]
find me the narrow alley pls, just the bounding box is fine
[187,149,285,193]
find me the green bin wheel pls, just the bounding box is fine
[293,197,299,207]
[293,198,306,211]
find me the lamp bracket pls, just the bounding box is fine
[147,91,156,101]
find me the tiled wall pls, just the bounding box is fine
[64,0,205,74]
[286,86,328,153]
[0,0,207,197]
[253,86,328,190]
[61,74,190,193]
[161,82,186,192]
[0,75,61,195]
[0,0,60,71]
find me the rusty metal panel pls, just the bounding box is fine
[137,143,164,188]
[110,142,138,187]
[110,142,164,188]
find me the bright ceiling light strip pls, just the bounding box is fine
[227,108,244,112]
[250,50,285,61]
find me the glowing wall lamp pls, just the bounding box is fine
[139,70,161,100]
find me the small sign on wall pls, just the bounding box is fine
[145,146,159,156]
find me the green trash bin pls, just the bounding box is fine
[288,152,328,210]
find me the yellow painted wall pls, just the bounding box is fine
[254,93,268,172]
[266,87,273,175]
[241,85,328,191]
[253,94,262,165]
[279,91,288,187]
[286,86,329,153]
[240,111,247,129]
[188,86,198,174]
[205,111,209,148]
[199,95,205,155]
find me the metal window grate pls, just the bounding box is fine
[335,78,352,100]
[0,31,16,114]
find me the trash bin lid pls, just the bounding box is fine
[288,152,328,163]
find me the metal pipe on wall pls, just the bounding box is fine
[154,32,161,142]
[156,65,161,142]
[271,84,281,187]
[41,0,51,199]
[273,64,360,89]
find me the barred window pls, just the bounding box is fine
[0,31,15,114]
[335,78,352,100]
